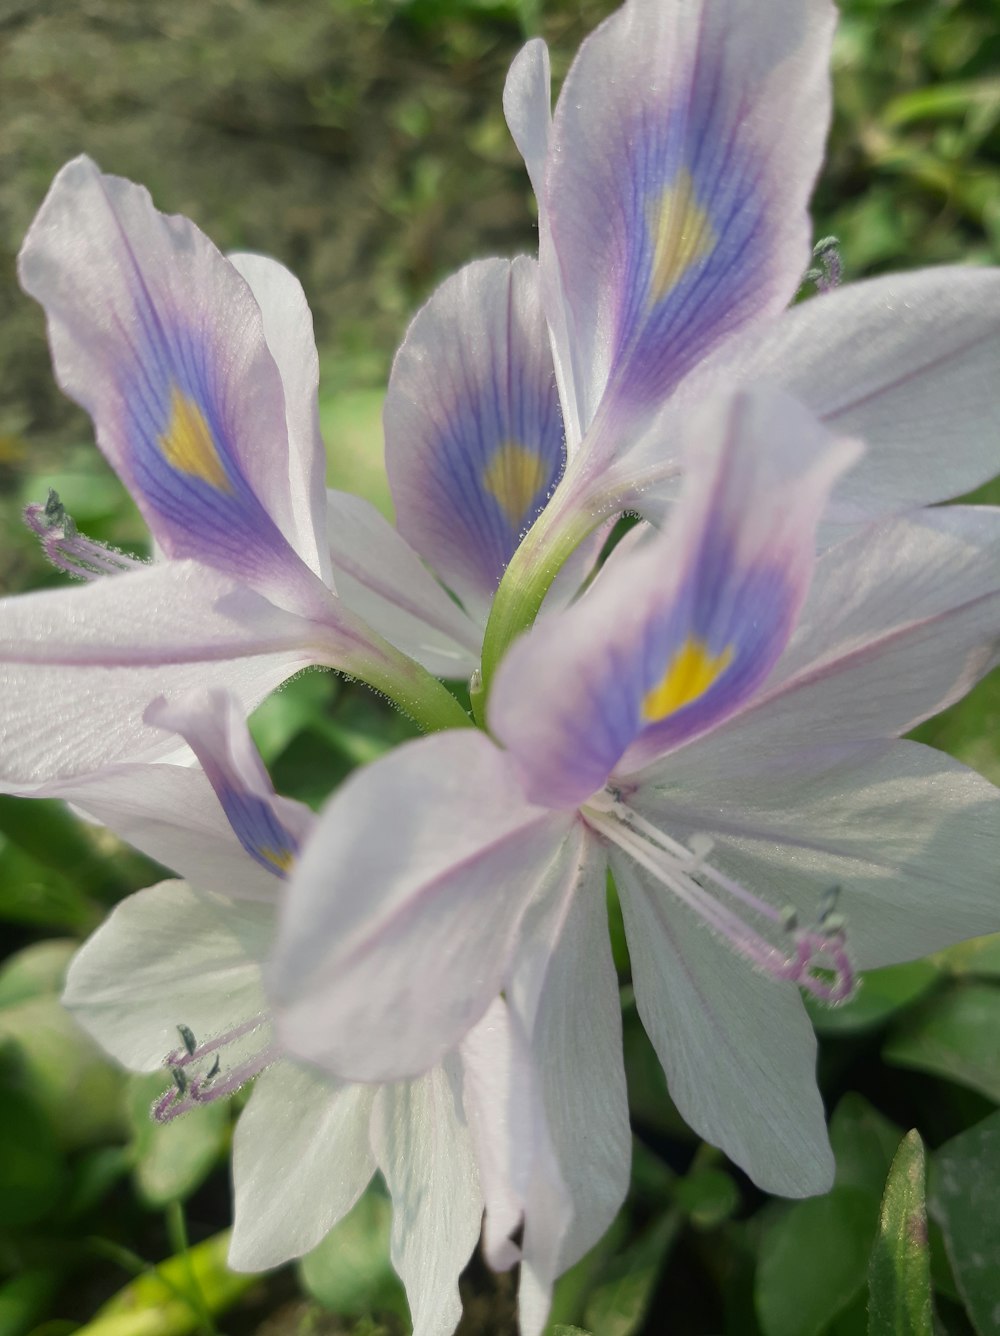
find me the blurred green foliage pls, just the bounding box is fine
[1,0,999,1332]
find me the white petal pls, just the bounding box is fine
[37,763,278,902]
[639,506,1000,772]
[229,1062,376,1271]
[739,267,1000,528]
[62,880,273,1071]
[372,1058,482,1336]
[326,488,480,677]
[635,739,1000,970]
[230,253,331,586]
[519,844,631,1271]
[612,852,834,1197]
[271,731,573,1082]
[0,560,311,788]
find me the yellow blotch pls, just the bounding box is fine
[646,169,716,306]
[259,846,295,874]
[483,441,547,526]
[643,637,733,723]
[159,386,231,492]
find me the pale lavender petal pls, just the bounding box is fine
[326,488,480,677]
[18,157,319,597]
[490,387,860,808]
[637,506,1000,774]
[544,0,836,437]
[385,257,565,623]
[459,998,536,1273]
[229,1063,376,1271]
[372,1057,482,1336]
[62,879,273,1072]
[618,267,1000,522]
[229,252,331,585]
[633,739,1000,971]
[0,561,313,788]
[146,688,312,879]
[515,840,630,1273]
[612,852,834,1197]
[722,266,1000,531]
[34,763,278,902]
[270,730,574,1081]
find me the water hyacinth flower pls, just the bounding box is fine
[0,155,479,794]
[59,687,569,1336]
[269,385,1000,1321]
[384,0,1000,683]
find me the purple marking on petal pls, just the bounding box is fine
[145,689,308,879]
[115,314,301,588]
[386,258,566,618]
[489,388,861,809]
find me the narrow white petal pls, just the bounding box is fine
[229,1062,376,1271]
[613,853,834,1197]
[62,880,272,1071]
[373,1058,482,1336]
[636,740,1000,970]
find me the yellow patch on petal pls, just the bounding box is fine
[259,846,295,874]
[159,386,231,492]
[646,169,716,306]
[643,637,733,722]
[482,441,547,526]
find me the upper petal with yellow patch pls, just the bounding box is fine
[537,0,836,439]
[18,157,322,600]
[489,386,862,810]
[385,256,565,626]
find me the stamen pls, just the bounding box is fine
[153,1013,275,1124]
[584,797,856,1005]
[24,490,146,582]
[801,236,842,294]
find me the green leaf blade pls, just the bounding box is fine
[867,1130,933,1336]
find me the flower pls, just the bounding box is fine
[59,686,568,1336]
[268,385,1000,1320]
[380,0,1000,682]
[1,155,474,796]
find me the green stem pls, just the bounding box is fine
[166,1202,218,1336]
[476,503,594,723]
[360,644,473,734]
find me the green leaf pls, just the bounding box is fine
[0,836,99,932]
[0,939,77,1009]
[298,1187,407,1319]
[79,1230,254,1336]
[756,1188,880,1336]
[830,1094,904,1196]
[927,1109,1000,1336]
[883,981,1000,1101]
[807,960,940,1034]
[673,1166,740,1229]
[0,1076,66,1227]
[0,1267,64,1336]
[582,1212,681,1336]
[868,1131,933,1336]
[0,994,126,1149]
[933,933,1000,980]
[127,1072,229,1207]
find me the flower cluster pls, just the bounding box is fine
[3,0,1000,1332]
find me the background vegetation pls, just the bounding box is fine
[0,0,999,1332]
